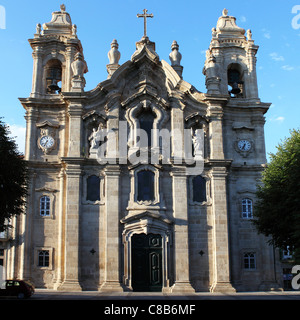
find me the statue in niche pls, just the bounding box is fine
[192,129,204,159]
[88,125,105,152]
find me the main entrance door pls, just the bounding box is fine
[131,233,162,292]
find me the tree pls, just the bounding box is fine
[0,119,28,232]
[253,129,300,262]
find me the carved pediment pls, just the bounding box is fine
[121,211,173,236]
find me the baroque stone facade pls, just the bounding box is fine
[3,5,283,292]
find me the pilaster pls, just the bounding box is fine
[58,162,82,291]
[24,107,38,161]
[99,165,125,292]
[67,104,83,157]
[207,103,225,159]
[210,166,235,292]
[170,167,195,293]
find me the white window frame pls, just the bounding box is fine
[40,195,51,216]
[242,198,253,219]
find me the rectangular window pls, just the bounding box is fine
[40,196,50,216]
[86,175,100,202]
[137,170,155,202]
[242,198,253,219]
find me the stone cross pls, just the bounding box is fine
[137,9,153,38]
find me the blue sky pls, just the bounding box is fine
[0,0,299,159]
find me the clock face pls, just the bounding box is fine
[40,135,55,149]
[238,140,251,151]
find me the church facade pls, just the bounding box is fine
[4,5,282,292]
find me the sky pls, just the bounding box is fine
[0,0,299,159]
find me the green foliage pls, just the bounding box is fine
[0,119,28,232]
[253,129,300,262]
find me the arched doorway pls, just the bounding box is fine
[131,233,162,292]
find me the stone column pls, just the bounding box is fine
[99,165,124,292]
[58,162,82,291]
[170,167,195,293]
[210,166,235,292]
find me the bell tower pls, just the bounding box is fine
[203,8,259,99]
[29,4,87,98]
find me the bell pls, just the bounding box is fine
[230,82,241,95]
[46,66,62,93]
[47,79,60,93]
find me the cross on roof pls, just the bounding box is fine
[137,9,154,38]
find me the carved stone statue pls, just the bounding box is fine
[72,24,77,37]
[36,23,41,35]
[192,129,204,158]
[247,29,252,41]
[88,125,104,152]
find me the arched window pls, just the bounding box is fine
[86,175,100,201]
[40,196,50,216]
[139,109,155,148]
[45,59,62,94]
[243,253,256,269]
[242,198,253,219]
[137,170,155,201]
[227,64,244,98]
[192,175,206,203]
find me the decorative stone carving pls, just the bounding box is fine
[169,40,183,77]
[169,40,181,66]
[71,52,87,92]
[36,23,41,35]
[108,39,120,65]
[88,124,106,158]
[222,8,228,16]
[71,52,86,78]
[247,29,253,41]
[106,39,121,78]
[192,129,204,159]
[72,24,77,37]
[42,4,73,36]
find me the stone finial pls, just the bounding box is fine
[108,39,121,65]
[60,4,66,12]
[107,39,121,78]
[169,40,183,78]
[71,52,87,78]
[169,40,182,66]
[222,8,228,16]
[35,23,41,37]
[71,51,87,92]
